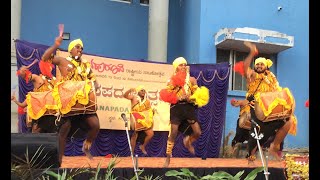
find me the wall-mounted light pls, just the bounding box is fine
[62,32,70,40]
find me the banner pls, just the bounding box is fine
[57,51,172,131]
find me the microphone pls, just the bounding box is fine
[250,119,260,128]
[121,113,128,122]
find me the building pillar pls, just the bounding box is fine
[148,0,169,63]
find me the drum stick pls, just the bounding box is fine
[26,59,39,69]
[59,24,64,37]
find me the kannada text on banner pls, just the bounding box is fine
[57,51,172,131]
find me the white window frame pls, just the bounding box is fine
[217,48,277,91]
[110,0,132,4]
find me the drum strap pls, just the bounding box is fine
[248,78,264,103]
[252,78,264,96]
[54,112,62,126]
[247,78,264,109]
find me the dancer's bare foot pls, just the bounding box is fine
[183,136,195,154]
[82,140,93,160]
[247,154,256,165]
[268,143,281,161]
[139,145,147,155]
[163,155,170,167]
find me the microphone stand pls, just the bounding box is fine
[123,115,140,180]
[251,120,270,180]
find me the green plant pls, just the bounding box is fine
[165,167,264,180]
[12,146,263,180]
[89,155,120,180]
[11,145,53,180]
[46,167,90,180]
[128,170,163,180]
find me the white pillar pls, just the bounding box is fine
[11,0,21,59]
[11,0,21,133]
[148,0,169,63]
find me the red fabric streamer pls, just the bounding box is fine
[17,69,32,83]
[105,154,112,158]
[233,61,245,76]
[171,71,186,87]
[305,99,309,108]
[39,60,54,78]
[18,107,26,115]
[159,89,178,104]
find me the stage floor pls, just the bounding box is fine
[61,156,285,169]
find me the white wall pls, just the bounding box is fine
[11,59,19,133]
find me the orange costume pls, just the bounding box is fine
[130,96,153,131]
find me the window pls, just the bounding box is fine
[217,48,277,91]
[140,0,149,6]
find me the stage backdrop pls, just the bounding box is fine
[14,39,230,158]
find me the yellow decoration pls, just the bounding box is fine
[285,154,309,180]
[63,58,92,81]
[189,86,210,107]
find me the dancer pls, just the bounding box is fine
[160,57,209,167]
[123,85,154,155]
[242,41,295,161]
[12,60,58,133]
[41,36,100,162]
[230,99,251,149]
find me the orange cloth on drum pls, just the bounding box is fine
[288,115,298,136]
[131,100,153,129]
[52,80,93,115]
[254,87,294,117]
[26,80,94,119]
[26,91,59,120]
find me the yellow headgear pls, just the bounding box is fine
[136,85,145,92]
[254,57,273,68]
[173,57,187,70]
[68,39,83,52]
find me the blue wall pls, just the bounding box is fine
[195,0,309,148]
[20,0,308,148]
[21,0,149,60]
